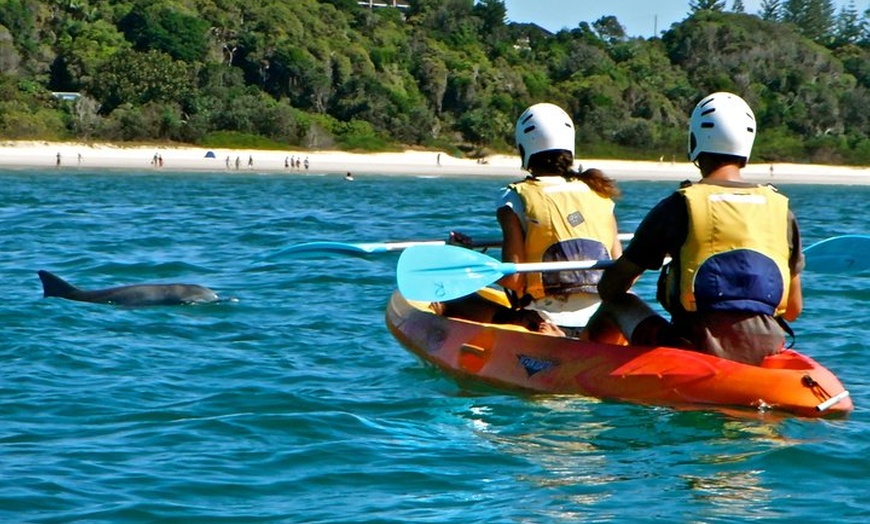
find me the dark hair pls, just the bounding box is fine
[527,150,621,199]
[696,152,747,174]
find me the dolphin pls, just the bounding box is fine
[38,270,221,306]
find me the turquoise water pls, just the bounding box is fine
[1,168,867,523]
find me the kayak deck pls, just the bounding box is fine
[385,290,852,418]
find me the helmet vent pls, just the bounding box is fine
[523,125,536,134]
[701,122,714,128]
[701,108,716,116]
[521,114,534,125]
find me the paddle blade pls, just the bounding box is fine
[255,241,375,261]
[397,245,512,302]
[804,235,870,273]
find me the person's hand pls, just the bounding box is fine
[537,321,566,337]
[448,230,475,248]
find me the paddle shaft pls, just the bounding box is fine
[274,232,634,258]
[504,259,614,274]
[506,235,862,276]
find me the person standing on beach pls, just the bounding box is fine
[56,152,61,167]
[593,92,804,365]
[440,103,623,338]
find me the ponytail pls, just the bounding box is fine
[572,168,621,199]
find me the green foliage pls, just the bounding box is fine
[0,106,67,138]
[783,0,836,44]
[0,74,67,138]
[199,130,289,150]
[118,5,209,62]
[0,0,866,164]
[690,0,727,12]
[90,49,193,113]
[0,0,37,56]
[332,119,393,151]
[760,0,783,21]
[754,126,807,161]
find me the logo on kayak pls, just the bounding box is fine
[426,326,447,351]
[517,354,558,377]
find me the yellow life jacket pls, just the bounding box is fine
[511,177,615,299]
[670,183,791,316]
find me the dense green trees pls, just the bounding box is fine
[0,0,867,164]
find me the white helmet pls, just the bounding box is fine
[688,92,756,162]
[515,103,575,169]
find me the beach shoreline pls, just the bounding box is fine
[1,140,867,184]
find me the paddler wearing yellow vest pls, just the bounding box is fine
[441,102,624,338]
[594,92,805,365]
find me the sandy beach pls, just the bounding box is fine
[1,140,867,184]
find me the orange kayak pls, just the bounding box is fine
[385,289,853,418]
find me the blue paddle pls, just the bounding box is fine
[803,234,870,273]
[258,233,502,260]
[263,232,635,260]
[398,234,869,302]
[397,244,615,301]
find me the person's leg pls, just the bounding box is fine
[588,294,671,346]
[436,293,567,337]
[437,294,505,324]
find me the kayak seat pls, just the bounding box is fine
[475,287,513,307]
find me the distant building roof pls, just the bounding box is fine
[511,22,554,38]
[358,1,410,9]
[51,92,81,101]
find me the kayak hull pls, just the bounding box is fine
[385,290,853,418]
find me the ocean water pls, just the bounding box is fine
[0,167,867,523]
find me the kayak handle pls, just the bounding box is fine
[816,390,850,412]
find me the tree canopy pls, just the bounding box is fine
[0,0,867,164]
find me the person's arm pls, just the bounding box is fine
[784,273,802,321]
[783,210,804,321]
[496,205,526,292]
[599,192,685,302]
[598,257,645,301]
[609,214,623,259]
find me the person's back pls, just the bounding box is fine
[595,92,804,364]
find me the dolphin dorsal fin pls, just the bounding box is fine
[37,270,81,298]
